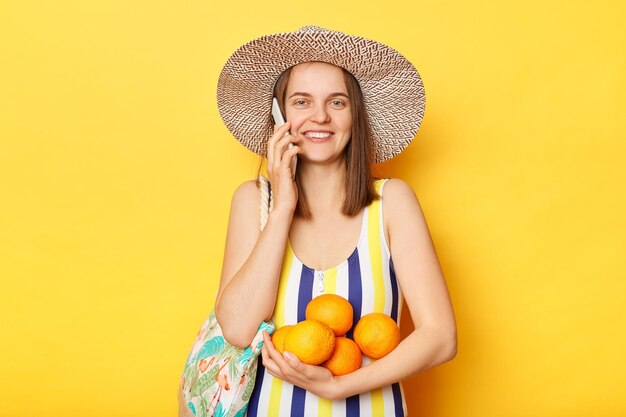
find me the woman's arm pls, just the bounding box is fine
[214,123,301,349]
[213,181,292,349]
[260,178,457,399]
[335,178,457,395]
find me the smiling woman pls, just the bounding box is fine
[272,62,377,219]
[180,25,457,417]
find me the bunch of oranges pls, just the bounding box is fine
[272,294,400,376]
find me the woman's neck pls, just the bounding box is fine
[297,159,346,216]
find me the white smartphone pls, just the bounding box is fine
[272,97,297,178]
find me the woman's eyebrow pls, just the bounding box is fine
[287,92,350,99]
[329,92,350,99]
[288,92,312,98]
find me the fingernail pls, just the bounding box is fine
[283,351,293,360]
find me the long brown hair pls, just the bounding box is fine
[260,63,378,219]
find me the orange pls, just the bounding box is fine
[305,294,354,336]
[283,320,336,365]
[323,337,362,376]
[353,313,400,359]
[271,325,293,354]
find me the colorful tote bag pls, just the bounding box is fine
[179,312,274,417]
[178,176,274,417]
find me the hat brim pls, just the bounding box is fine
[217,26,425,163]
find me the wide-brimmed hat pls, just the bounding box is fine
[216,26,425,163]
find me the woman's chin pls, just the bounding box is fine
[298,152,344,166]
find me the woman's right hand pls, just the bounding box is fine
[267,122,301,214]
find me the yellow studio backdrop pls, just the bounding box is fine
[1,0,625,415]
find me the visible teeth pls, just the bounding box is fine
[306,132,331,139]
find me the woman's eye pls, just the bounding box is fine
[331,100,346,107]
[294,99,307,106]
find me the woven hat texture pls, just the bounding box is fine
[217,26,425,163]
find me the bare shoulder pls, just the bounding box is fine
[382,178,423,214]
[219,179,262,285]
[225,179,262,246]
[381,178,428,239]
[231,179,261,207]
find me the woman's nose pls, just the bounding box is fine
[309,104,331,124]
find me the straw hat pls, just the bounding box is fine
[216,26,425,163]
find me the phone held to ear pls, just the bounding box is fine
[272,97,297,179]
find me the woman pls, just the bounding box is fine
[214,26,456,416]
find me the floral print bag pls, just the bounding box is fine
[178,312,274,417]
[178,176,275,417]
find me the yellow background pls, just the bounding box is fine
[1,0,625,415]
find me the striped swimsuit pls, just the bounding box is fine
[247,179,407,417]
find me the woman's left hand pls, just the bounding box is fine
[261,331,342,400]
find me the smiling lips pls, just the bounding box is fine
[303,131,333,142]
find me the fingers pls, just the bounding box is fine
[263,331,285,365]
[263,333,318,383]
[268,124,300,176]
[280,145,301,172]
[262,332,282,377]
[262,344,281,378]
[262,332,331,388]
[282,351,307,376]
[262,331,301,381]
[267,123,291,167]
[272,135,299,171]
[262,334,335,398]
[262,330,276,352]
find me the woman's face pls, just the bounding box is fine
[284,62,352,164]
